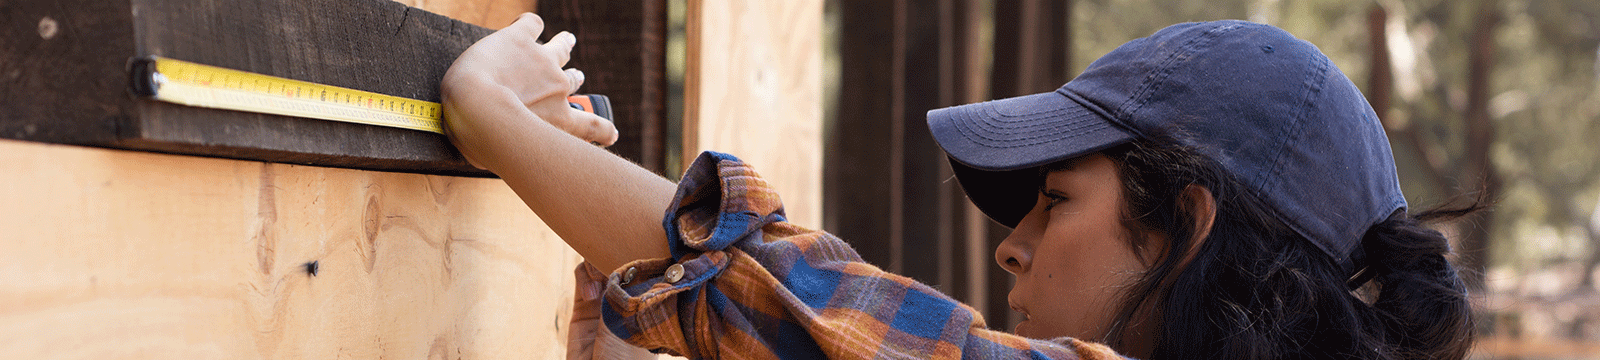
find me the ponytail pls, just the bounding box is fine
[1353,208,1478,359]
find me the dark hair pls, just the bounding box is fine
[1081,138,1478,360]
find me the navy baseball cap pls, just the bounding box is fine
[927,20,1406,272]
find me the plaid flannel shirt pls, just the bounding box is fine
[599,151,1126,359]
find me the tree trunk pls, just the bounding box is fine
[1459,2,1502,292]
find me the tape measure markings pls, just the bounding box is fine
[135,56,446,134]
[132,56,613,136]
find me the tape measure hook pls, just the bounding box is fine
[128,56,163,97]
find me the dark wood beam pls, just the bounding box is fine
[984,0,1072,328]
[2,0,495,176]
[538,0,669,173]
[826,0,897,270]
[3,0,669,177]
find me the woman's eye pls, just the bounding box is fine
[1041,191,1066,210]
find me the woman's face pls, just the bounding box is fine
[995,153,1161,342]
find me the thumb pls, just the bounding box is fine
[569,108,619,147]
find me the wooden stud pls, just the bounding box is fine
[683,0,824,228]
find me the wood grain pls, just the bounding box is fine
[0,138,581,359]
[394,0,537,29]
[1,0,498,176]
[684,0,824,228]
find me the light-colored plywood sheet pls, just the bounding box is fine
[0,139,580,359]
[394,0,537,29]
[684,0,825,228]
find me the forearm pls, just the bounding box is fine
[443,74,674,273]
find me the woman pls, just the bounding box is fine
[442,14,1476,359]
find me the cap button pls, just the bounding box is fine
[622,266,638,284]
[664,264,685,283]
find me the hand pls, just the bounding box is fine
[438,12,675,275]
[442,13,618,169]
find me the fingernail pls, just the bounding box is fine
[558,31,576,43]
[573,69,585,84]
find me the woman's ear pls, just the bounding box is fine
[1177,184,1216,269]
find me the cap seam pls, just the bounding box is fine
[974,105,1090,128]
[1059,89,1143,138]
[1260,48,1341,263]
[953,119,1107,139]
[1118,23,1247,124]
[954,109,1115,148]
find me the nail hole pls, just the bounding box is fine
[38,17,58,40]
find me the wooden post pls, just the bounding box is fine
[539,1,671,173]
[683,0,824,228]
[826,0,1073,328]
[949,0,996,322]
[827,0,897,272]
[982,0,1072,328]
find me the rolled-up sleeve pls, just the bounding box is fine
[598,151,1124,360]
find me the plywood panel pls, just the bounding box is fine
[684,0,824,228]
[0,138,581,359]
[394,0,537,29]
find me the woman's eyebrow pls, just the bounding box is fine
[1038,157,1083,175]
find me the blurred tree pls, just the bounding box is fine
[1485,0,1600,292]
[1374,0,1600,298]
[1369,0,1504,292]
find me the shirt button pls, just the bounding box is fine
[664,264,686,283]
[622,267,638,284]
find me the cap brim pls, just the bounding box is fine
[928,89,1135,228]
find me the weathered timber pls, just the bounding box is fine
[1,0,496,176]
[826,0,1072,327]
[539,0,669,174]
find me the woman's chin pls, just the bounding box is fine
[1012,320,1033,338]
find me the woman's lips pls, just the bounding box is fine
[1009,300,1033,335]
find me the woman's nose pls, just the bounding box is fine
[995,235,1030,275]
[995,198,1046,275]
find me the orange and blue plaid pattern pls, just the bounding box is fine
[599,151,1126,359]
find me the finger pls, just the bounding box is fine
[570,109,619,147]
[563,68,586,95]
[544,31,576,66]
[513,13,545,36]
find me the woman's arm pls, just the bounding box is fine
[441,13,673,272]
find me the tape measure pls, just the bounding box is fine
[128,56,611,134]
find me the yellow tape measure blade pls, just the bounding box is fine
[130,56,446,134]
